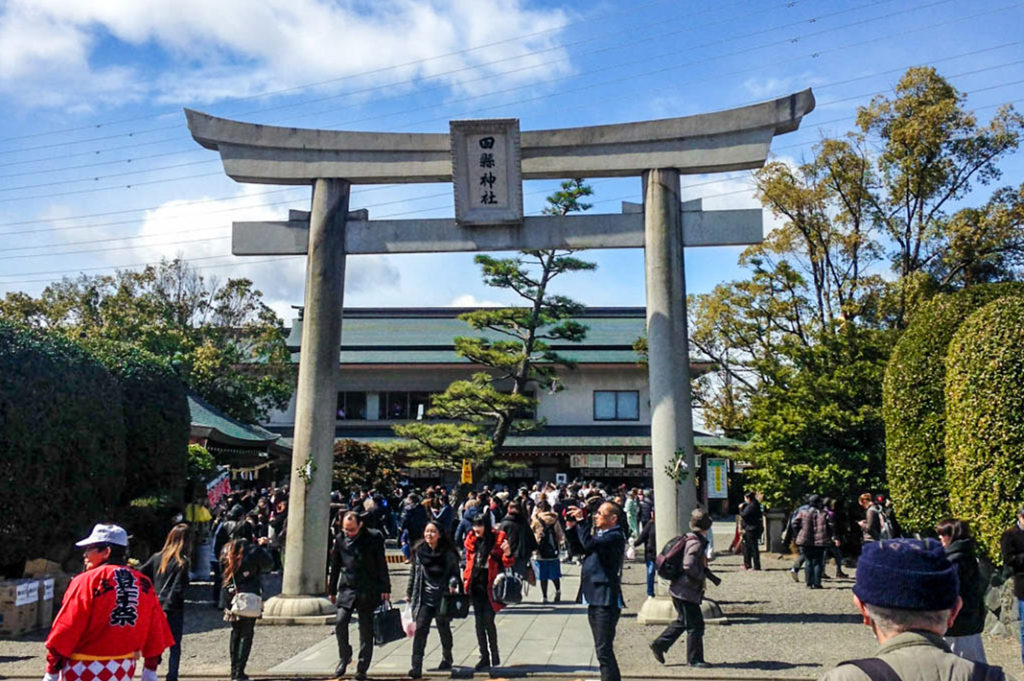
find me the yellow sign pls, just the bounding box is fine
[461,459,473,484]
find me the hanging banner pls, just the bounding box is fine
[570,454,587,469]
[461,459,473,484]
[206,469,231,507]
[707,458,728,499]
[606,454,625,468]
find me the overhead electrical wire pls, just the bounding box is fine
[4,82,1020,279]
[0,0,689,144]
[0,0,809,154]
[0,0,813,179]
[0,0,997,203]
[0,7,1021,285]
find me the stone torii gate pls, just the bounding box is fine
[185,89,814,623]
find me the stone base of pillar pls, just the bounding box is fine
[635,596,726,625]
[259,594,336,625]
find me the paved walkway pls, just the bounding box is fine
[270,563,597,677]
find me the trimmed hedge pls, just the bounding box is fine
[92,345,190,502]
[946,296,1024,561]
[0,322,127,565]
[882,283,1024,534]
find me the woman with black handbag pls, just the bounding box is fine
[406,521,461,678]
[462,513,514,672]
[220,536,272,681]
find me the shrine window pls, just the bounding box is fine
[593,390,639,421]
[336,392,367,420]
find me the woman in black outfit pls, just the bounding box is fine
[220,536,273,681]
[140,523,191,681]
[406,521,461,678]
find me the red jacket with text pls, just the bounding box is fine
[45,564,174,672]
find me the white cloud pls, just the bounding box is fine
[0,0,573,109]
[447,293,507,307]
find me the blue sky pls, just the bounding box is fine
[1,0,1022,322]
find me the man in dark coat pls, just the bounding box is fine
[567,502,625,681]
[738,492,763,571]
[401,495,429,545]
[329,511,391,681]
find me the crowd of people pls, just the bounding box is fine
[37,479,1024,681]
[325,480,650,681]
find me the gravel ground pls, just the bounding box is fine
[3,526,1024,679]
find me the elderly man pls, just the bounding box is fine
[649,509,717,667]
[821,538,1009,681]
[44,524,174,681]
[567,501,626,681]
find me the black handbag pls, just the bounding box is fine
[372,600,404,646]
[439,587,470,619]
[491,569,523,605]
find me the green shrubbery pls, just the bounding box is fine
[0,324,194,565]
[946,297,1024,560]
[0,322,127,565]
[90,344,190,502]
[882,284,1024,534]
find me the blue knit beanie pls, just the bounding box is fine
[853,538,959,611]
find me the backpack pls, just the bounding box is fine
[538,523,559,560]
[655,534,693,581]
[875,505,895,540]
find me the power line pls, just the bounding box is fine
[2,36,1017,193]
[0,0,985,198]
[0,0,809,178]
[0,0,800,154]
[1,84,1018,290]
[0,0,684,144]
[0,4,1018,262]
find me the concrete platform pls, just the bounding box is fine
[269,563,598,678]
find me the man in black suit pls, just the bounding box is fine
[329,511,390,681]
[567,501,626,681]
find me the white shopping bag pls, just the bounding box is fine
[401,602,417,638]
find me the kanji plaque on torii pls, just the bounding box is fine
[185,88,815,626]
[450,118,523,226]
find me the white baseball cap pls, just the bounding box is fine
[75,523,129,547]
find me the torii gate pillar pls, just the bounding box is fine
[264,179,349,621]
[643,168,697,549]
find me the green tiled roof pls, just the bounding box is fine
[335,349,643,364]
[188,394,280,445]
[325,433,742,449]
[286,307,709,366]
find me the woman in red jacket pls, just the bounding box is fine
[463,513,514,672]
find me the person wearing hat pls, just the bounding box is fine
[566,501,626,681]
[822,538,1008,680]
[649,509,718,668]
[44,524,175,681]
